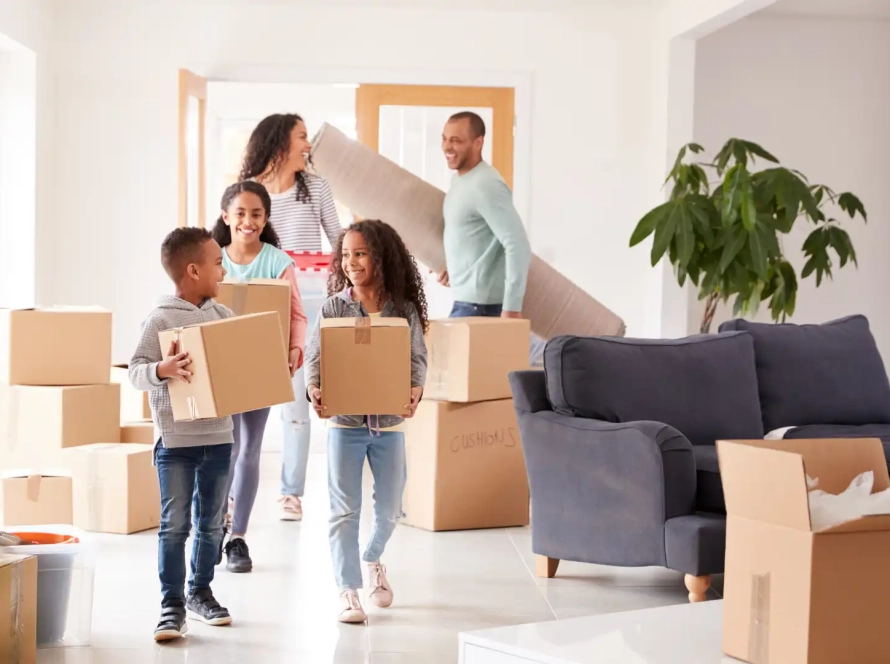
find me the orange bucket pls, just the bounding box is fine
[10,532,80,545]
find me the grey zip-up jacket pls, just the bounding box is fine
[129,296,235,448]
[305,288,428,429]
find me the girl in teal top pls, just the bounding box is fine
[211,181,308,574]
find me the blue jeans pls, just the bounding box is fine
[155,441,232,606]
[280,366,312,496]
[449,301,546,366]
[327,427,406,590]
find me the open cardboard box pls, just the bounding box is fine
[717,437,890,664]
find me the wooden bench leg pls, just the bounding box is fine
[685,574,711,603]
[536,555,560,579]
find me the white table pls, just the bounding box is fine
[459,600,745,663]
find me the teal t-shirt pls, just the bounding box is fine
[222,242,293,281]
[442,161,531,313]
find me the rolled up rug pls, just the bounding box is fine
[310,123,626,339]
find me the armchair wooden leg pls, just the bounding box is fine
[536,555,560,579]
[684,574,711,603]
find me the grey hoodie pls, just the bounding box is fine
[305,288,428,429]
[129,296,235,448]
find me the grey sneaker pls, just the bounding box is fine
[154,604,187,642]
[186,589,232,626]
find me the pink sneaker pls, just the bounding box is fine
[366,562,393,608]
[338,590,367,624]
[278,495,303,522]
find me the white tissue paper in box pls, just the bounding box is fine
[808,471,890,530]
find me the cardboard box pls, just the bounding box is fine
[0,307,112,386]
[718,437,890,664]
[217,279,292,349]
[158,312,294,421]
[0,555,37,664]
[0,475,73,526]
[402,398,529,531]
[320,317,410,417]
[65,443,160,534]
[0,384,121,471]
[111,365,151,421]
[120,422,154,445]
[425,318,531,402]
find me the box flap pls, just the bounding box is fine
[174,312,277,330]
[717,440,812,530]
[221,278,288,288]
[818,513,890,534]
[321,317,408,329]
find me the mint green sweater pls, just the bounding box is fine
[443,161,531,313]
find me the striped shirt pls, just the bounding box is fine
[268,173,343,252]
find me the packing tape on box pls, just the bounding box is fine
[5,558,24,664]
[747,572,771,664]
[354,317,371,345]
[25,475,41,502]
[173,329,200,421]
[230,283,248,316]
[424,331,450,395]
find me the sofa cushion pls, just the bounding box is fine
[719,315,890,432]
[692,446,725,514]
[544,333,764,447]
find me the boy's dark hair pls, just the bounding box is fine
[329,220,430,334]
[211,180,281,249]
[239,113,313,204]
[161,227,214,282]
[448,111,486,139]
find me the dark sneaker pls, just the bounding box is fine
[186,589,232,626]
[225,537,253,573]
[154,605,187,642]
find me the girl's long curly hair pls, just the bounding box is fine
[329,220,430,334]
[211,181,281,249]
[239,113,312,204]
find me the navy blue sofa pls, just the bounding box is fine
[509,315,890,602]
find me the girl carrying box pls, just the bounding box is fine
[211,180,308,573]
[304,219,428,623]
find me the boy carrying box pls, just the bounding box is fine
[129,227,234,642]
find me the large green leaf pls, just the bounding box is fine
[838,192,868,222]
[748,227,769,279]
[741,140,779,164]
[675,205,695,268]
[718,228,747,274]
[740,183,757,231]
[651,201,682,266]
[722,164,748,227]
[630,201,671,247]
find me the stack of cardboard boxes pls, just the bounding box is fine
[403,318,532,531]
[0,307,159,534]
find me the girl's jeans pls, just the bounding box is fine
[280,366,312,496]
[327,426,406,590]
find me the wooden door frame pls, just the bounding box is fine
[178,69,208,228]
[355,84,515,188]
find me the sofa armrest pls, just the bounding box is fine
[514,406,696,568]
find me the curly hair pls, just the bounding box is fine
[329,220,430,334]
[211,180,281,249]
[239,113,312,204]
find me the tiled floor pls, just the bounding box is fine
[36,424,722,663]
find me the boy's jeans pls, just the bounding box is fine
[328,427,406,591]
[155,442,232,606]
[449,301,546,366]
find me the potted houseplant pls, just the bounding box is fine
[630,139,867,333]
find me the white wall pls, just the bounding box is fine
[51,0,664,361]
[692,15,890,357]
[0,0,55,306]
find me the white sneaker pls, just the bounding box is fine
[338,590,367,624]
[366,562,393,608]
[278,495,303,521]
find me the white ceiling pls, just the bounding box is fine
[764,0,890,19]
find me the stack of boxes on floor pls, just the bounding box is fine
[403,318,533,531]
[0,307,160,535]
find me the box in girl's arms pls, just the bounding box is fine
[319,317,411,417]
[158,312,294,421]
[216,279,291,349]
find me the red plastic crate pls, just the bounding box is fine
[286,251,332,272]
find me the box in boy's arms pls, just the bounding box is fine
[320,317,410,417]
[159,312,294,421]
[216,279,291,349]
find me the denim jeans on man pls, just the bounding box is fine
[327,426,406,590]
[155,441,232,605]
[449,301,546,365]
